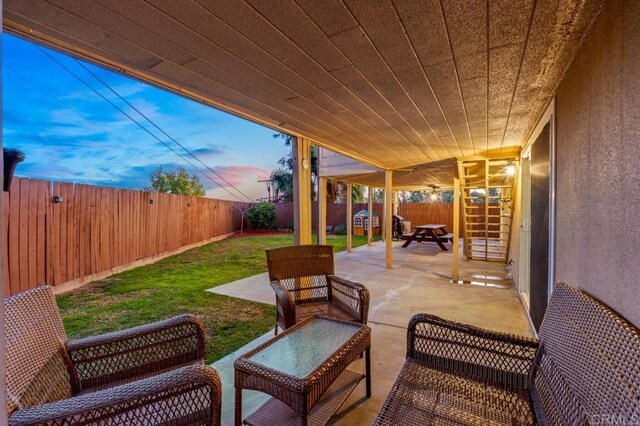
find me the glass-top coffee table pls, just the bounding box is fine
[234,316,371,426]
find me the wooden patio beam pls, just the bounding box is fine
[292,136,312,245]
[393,190,399,215]
[367,186,373,246]
[385,171,393,269]
[346,182,353,252]
[318,177,326,245]
[452,176,460,281]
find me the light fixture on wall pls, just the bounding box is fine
[52,195,63,203]
[429,185,439,201]
[505,161,516,177]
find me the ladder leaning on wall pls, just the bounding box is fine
[458,158,517,263]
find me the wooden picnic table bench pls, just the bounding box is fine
[401,224,453,250]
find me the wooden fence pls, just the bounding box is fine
[274,202,462,232]
[3,177,250,297]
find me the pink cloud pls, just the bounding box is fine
[210,165,271,187]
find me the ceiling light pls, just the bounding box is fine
[505,161,516,177]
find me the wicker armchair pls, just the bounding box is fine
[375,281,640,425]
[266,245,370,334]
[5,286,222,425]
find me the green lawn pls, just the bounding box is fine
[57,233,377,363]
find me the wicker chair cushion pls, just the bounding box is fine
[532,281,640,424]
[4,286,71,415]
[295,301,360,323]
[377,359,534,425]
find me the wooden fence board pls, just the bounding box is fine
[27,180,38,287]
[18,180,30,293]
[9,179,20,296]
[2,177,253,296]
[37,181,48,284]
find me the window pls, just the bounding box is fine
[354,216,363,227]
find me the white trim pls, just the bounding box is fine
[548,101,557,298]
[518,292,538,338]
[518,154,531,300]
[517,97,557,316]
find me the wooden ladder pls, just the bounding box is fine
[458,158,516,263]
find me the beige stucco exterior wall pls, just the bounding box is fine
[554,0,640,327]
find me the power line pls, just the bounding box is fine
[3,62,161,169]
[74,59,256,203]
[36,46,251,202]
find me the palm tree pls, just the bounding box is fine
[271,133,365,203]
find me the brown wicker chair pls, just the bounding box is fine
[374,281,640,425]
[5,285,222,425]
[266,245,370,334]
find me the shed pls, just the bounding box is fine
[353,210,380,236]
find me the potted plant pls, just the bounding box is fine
[4,148,25,191]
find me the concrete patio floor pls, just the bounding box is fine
[209,239,533,425]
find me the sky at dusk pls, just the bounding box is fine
[1,34,290,202]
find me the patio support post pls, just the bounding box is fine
[367,186,373,246]
[292,136,312,245]
[346,182,353,252]
[381,191,386,242]
[393,190,399,215]
[318,177,327,245]
[385,170,393,269]
[452,176,461,282]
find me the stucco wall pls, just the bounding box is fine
[554,0,640,327]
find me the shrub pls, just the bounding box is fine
[332,223,347,235]
[286,220,295,232]
[246,202,278,230]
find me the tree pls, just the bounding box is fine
[270,133,321,201]
[147,167,206,196]
[372,188,384,202]
[270,133,365,203]
[334,182,364,203]
[270,168,293,201]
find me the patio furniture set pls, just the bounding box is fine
[401,223,454,250]
[5,246,639,425]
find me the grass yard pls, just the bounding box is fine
[57,233,378,363]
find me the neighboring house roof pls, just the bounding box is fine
[354,209,378,217]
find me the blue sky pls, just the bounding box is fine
[1,34,290,201]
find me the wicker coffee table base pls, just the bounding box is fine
[244,369,365,426]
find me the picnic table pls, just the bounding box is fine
[401,224,454,251]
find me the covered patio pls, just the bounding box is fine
[210,239,532,424]
[2,0,639,424]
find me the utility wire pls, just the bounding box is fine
[36,46,251,202]
[74,59,256,203]
[3,62,161,168]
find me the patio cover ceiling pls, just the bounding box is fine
[3,0,604,174]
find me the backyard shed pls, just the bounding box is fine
[353,210,379,236]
